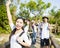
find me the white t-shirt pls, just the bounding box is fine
[10,23,31,48]
[40,22,50,39]
[24,25,29,33]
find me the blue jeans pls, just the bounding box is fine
[32,32,37,44]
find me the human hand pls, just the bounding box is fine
[17,37,23,44]
[6,0,11,6]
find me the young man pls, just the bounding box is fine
[40,16,50,48]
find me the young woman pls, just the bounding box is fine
[24,19,32,41]
[31,20,37,44]
[6,0,31,48]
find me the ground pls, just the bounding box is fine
[0,34,40,48]
[0,33,59,48]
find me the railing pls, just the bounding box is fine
[50,35,60,48]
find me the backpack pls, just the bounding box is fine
[16,31,25,48]
[17,31,30,48]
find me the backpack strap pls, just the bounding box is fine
[19,31,24,37]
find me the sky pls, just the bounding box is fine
[43,0,60,9]
[42,0,60,15]
[13,0,60,16]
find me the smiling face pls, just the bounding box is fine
[16,19,24,30]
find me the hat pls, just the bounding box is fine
[42,16,49,19]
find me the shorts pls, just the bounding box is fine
[41,38,49,46]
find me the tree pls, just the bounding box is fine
[0,0,4,5]
[0,5,8,28]
[49,9,60,33]
[0,0,17,33]
[49,16,55,24]
[49,9,60,24]
[26,0,51,16]
[18,0,51,21]
[17,3,30,19]
[0,0,11,33]
[55,9,60,26]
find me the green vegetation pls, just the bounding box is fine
[0,0,60,34]
[0,5,11,34]
[19,0,51,20]
[55,32,60,38]
[49,8,60,26]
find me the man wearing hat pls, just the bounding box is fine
[40,16,51,48]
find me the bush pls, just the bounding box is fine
[0,25,11,34]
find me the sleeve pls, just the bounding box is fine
[10,23,15,31]
[23,33,32,46]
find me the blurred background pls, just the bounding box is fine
[0,0,60,48]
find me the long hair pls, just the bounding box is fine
[9,28,16,41]
[9,17,25,41]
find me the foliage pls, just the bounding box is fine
[0,0,5,5]
[49,9,60,25]
[0,0,56,34]
[18,0,51,21]
[26,1,37,11]
[0,4,11,34]
[26,0,51,16]
[0,0,17,34]
[48,16,55,24]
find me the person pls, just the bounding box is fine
[37,20,41,38]
[40,16,51,48]
[24,19,30,33]
[31,20,37,45]
[24,19,31,39]
[6,0,31,48]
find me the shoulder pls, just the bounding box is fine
[48,23,50,26]
[21,32,26,37]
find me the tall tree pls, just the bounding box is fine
[26,0,51,16]
[49,9,60,33]
[18,0,51,20]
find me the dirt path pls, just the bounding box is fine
[0,34,10,48]
[0,34,40,48]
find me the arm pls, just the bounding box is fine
[6,0,13,26]
[6,0,15,30]
[48,23,51,30]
